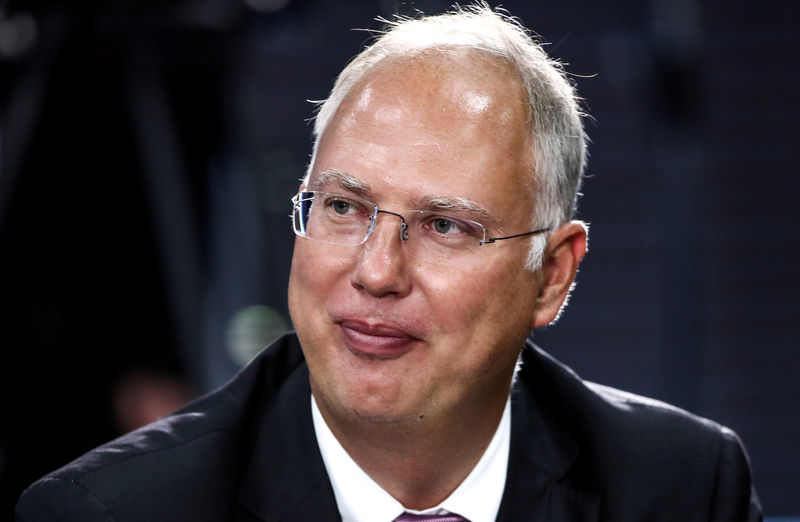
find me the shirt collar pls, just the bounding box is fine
[312,395,510,522]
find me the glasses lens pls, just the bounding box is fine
[291,192,488,265]
[293,191,373,245]
[402,211,485,264]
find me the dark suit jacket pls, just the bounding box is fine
[16,333,762,521]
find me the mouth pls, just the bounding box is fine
[336,319,421,360]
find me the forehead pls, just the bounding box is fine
[311,51,534,223]
[336,51,529,137]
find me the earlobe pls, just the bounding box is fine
[530,221,588,329]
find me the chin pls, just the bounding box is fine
[337,391,426,426]
[351,408,425,425]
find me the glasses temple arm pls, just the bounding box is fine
[480,227,552,245]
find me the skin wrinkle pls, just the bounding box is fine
[307,15,588,271]
[310,169,370,195]
[288,9,589,509]
[309,169,503,231]
[288,51,581,510]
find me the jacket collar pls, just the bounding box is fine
[495,341,600,522]
[236,345,340,521]
[234,335,598,522]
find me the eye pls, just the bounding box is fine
[330,199,354,215]
[432,217,458,234]
[425,215,482,238]
[321,195,368,217]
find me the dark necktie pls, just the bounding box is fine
[393,513,469,522]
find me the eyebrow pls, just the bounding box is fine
[308,169,371,196]
[308,169,501,227]
[419,195,497,224]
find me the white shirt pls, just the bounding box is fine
[311,396,510,522]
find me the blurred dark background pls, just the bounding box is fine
[1,0,798,518]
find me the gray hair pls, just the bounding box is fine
[306,3,588,270]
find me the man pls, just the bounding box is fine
[17,4,761,521]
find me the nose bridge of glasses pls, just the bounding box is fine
[373,209,409,241]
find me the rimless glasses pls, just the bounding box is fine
[291,190,550,265]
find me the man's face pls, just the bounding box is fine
[288,55,543,429]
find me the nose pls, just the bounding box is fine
[350,211,412,297]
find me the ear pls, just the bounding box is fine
[530,221,588,329]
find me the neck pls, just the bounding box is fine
[314,384,509,510]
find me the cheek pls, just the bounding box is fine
[424,263,537,373]
[420,270,476,328]
[289,243,348,329]
[291,243,352,291]
[424,267,531,391]
[427,261,531,328]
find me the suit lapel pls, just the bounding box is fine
[496,343,600,522]
[232,336,599,522]
[236,362,340,522]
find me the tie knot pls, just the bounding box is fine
[393,513,469,522]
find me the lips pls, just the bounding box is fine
[337,319,421,359]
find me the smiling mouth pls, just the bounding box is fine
[337,319,420,359]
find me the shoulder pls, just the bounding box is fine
[16,395,243,521]
[579,379,752,476]
[519,342,735,448]
[16,332,306,521]
[516,342,762,520]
